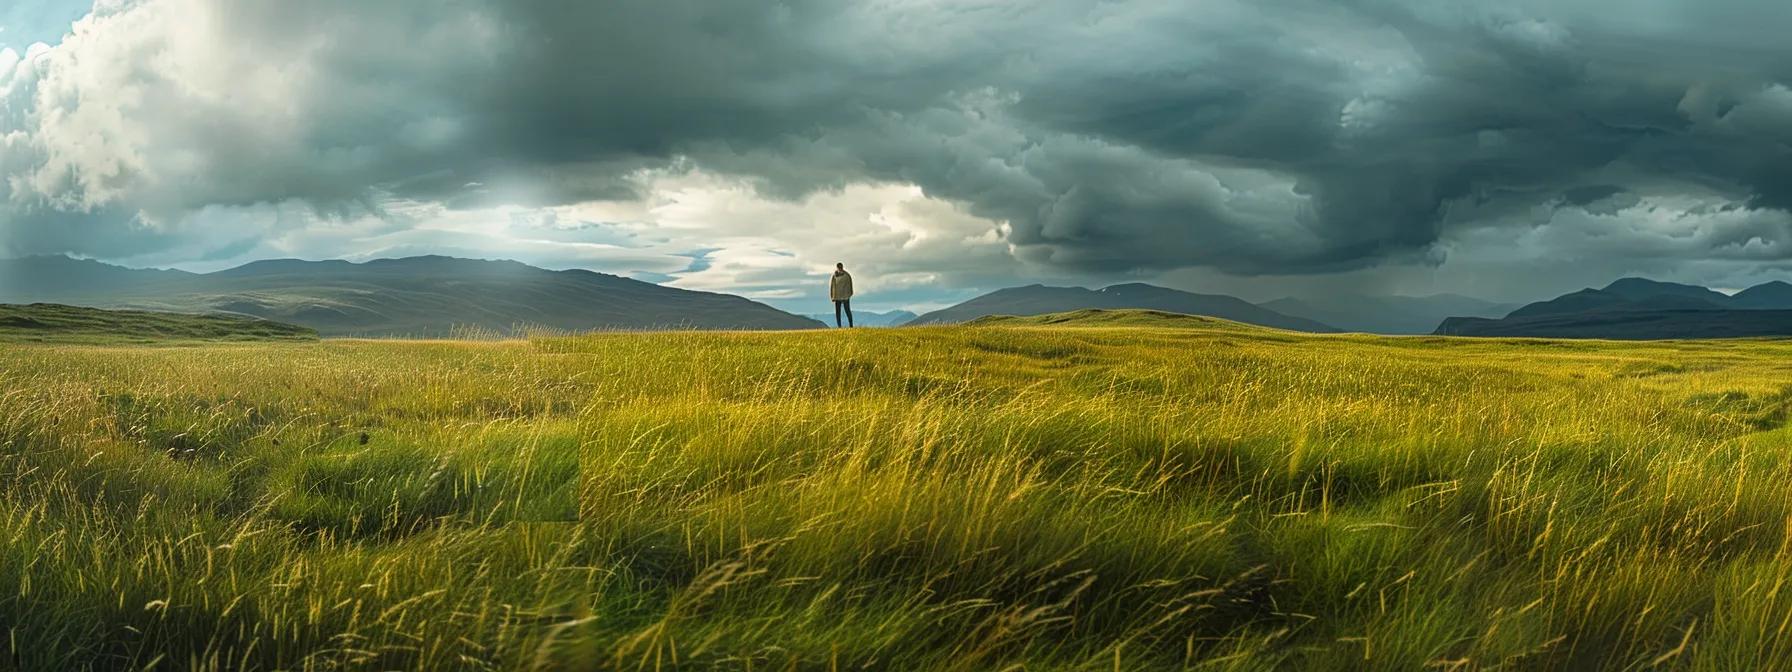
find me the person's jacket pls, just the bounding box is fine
[829,271,854,301]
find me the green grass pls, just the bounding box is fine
[965,308,1268,329]
[0,303,316,343]
[6,313,1792,669]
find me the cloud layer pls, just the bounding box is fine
[3,0,1792,304]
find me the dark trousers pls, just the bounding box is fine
[834,300,853,328]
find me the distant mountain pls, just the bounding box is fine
[1436,277,1792,339]
[906,283,1337,332]
[803,309,917,327]
[1599,277,1732,304]
[1261,294,1520,334]
[1505,291,1724,319]
[1730,281,1792,309]
[0,255,822,336]
[0,255,197,297]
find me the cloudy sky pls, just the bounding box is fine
[3,0,1792,311]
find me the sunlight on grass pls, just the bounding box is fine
[6,321,1792,668]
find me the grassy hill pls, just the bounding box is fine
[908,282,1338,332]
[964,307,1265,329]
[802,309,918,327]
[7,319,1792,668]
[0,303,316,343]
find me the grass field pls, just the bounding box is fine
[6,312,1792,669]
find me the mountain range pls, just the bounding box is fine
[0,255,821,336]
[14,254,1792,341]
[1437,278,1792,339]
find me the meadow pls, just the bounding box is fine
[5,311,1792,669]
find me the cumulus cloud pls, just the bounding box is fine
[3,0,1792,302]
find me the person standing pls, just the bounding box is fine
[829,263,855,328]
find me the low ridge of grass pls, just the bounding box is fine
[5,317,1792,669]
[0,303,316,343]
[965,307,1261,330]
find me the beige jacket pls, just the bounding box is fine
[829,271,854,301]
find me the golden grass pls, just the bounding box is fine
[6,321,1792,669]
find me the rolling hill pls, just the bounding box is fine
[965,308,1274,330]
[0,255,822,336]
[906,283,1337,332]
[1437,277,1792,338]
[0,303,316,343]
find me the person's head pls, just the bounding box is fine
[835,262,844,271]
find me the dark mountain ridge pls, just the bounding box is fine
[1730,281,1792,309]
[1438,277,1792,339]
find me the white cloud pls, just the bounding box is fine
[624,169,1018,302]
[107,167,1023,310]
[4,0,499,217]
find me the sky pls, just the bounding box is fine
[2,0,1791,312]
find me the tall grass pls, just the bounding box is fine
[6,323,1792,669]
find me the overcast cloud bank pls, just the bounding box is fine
[2,0,1791,307]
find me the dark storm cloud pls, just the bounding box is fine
[3,0,1792,280]
[966,0,1792,273]
[2,206,163,258]
[482,0,1792,275]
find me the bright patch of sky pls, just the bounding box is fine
[0,0,87,50]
